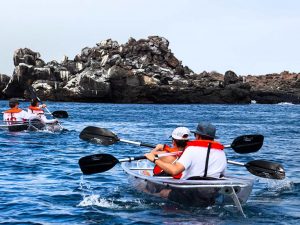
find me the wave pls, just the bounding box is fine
[277,102,294,105]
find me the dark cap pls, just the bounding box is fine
[9,98,19,104]
[192,122,217,139]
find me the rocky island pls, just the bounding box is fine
[1,36,299,104]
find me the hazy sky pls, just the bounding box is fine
[1,0,300,76]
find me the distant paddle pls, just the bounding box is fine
[52,110,69,118]
[78,153,285,179]
[79,126,264,154]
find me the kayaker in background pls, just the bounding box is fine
[28,98,58,124]
[3,98,30,123]
[145,122,227,180]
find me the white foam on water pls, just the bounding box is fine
[265,178,294,192]
[277,102,294,105]
[78,194,119,208]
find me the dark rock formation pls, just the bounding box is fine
[0,74,10,99]
[245,71,300,103]
[1,36,299,104]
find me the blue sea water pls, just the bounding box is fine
[0,100,299,225]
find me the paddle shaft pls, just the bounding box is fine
[227,160,244,166]
[119,152,178,162]
[34,96,63,129]
[120,138,243,151]
[119,138,155,148]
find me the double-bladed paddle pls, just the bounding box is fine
[79,126,285,179]
[78,153,286,180]
[27,86,69,118]
[79,126,264,154]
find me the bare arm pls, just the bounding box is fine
[145,152,185,176]
[150,144,165,154]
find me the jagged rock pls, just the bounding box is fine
[13,48,41,66]
[0,74,10,99]
[3,63,34,97]
[1,36,299,103]
[245,71,300,103]
[224,70,242,86]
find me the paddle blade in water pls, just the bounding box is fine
[231,134,264,154]
[245,160,285,180]
[79,126,119,146]
[52,111,69,118]
[79,154,119,175]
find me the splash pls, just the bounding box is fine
[265,177,294,192]
[78,194,119,208]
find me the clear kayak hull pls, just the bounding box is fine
[0,119,62,132]
[121,160,254,207]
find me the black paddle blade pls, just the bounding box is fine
[79,126,119,146]
[245,160,285,180]
[79,154,119,175]
[52,111,69,118]
[231,134,264,154]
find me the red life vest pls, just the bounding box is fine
[185,140,224,151]
[153,140,224,179]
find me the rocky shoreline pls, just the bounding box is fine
[1,36,299,104]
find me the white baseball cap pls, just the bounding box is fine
[171,127,190,140]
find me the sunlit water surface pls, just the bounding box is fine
[0,101,299,224]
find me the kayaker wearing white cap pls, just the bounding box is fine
[3,98,30,122]
[150,127,190,178]
[145,122,227,180]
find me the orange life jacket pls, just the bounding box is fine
[4,108,22,113]
[4,108,25,122]
[28,105,44,114]
[153,140,224,179]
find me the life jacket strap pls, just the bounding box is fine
[203,142,212,178]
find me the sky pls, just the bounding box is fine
[1,0,300,76]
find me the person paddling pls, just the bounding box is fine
[150,127,190,177]
[28,98,58,124]
[145,122,227,180]
[3,98,30,123]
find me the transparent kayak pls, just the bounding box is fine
[121,160,254,210]
[0,119,62,132]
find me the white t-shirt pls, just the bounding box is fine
[177,145,227,179]
[27,108,57,124]
[3,110,30,122]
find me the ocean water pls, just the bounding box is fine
[0,101,299,225]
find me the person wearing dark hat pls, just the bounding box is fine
[3,98,30,122]
[145,122,227,180]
